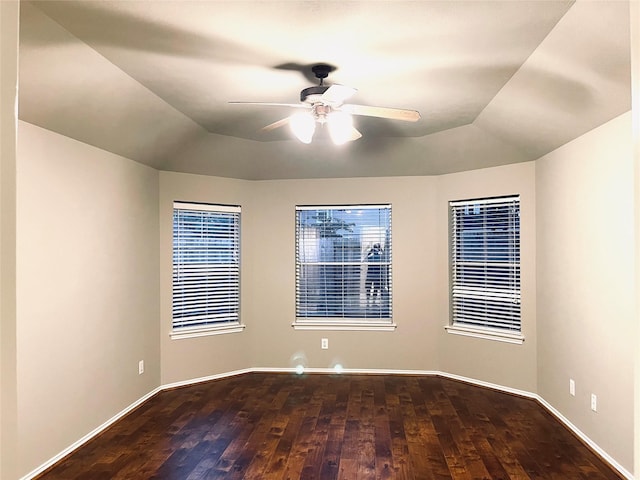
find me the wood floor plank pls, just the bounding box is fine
[263,399,306,478]
[34,373,625,480]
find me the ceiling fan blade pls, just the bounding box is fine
[348,126,363,142]
[229,101,309,109]
[321,84,357,106]
[261,117,290,132]
[341,104,421,122]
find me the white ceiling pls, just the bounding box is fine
[18,0,631,180]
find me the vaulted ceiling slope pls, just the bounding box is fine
[19,1,630,180]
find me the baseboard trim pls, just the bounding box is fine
[21,368,634,480]
[161,368,254,390]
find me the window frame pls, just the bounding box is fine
[293,204,396,332]
[171,201,244,340]
[446,195,524,344]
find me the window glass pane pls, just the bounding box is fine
[173,203,240,330]
[296,205,392,321]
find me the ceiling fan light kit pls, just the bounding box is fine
[230,63,421,145]
[290,104,354,145]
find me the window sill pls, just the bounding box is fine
[170,323,246,340]
[444,324,524,344]
[293,320,397,332]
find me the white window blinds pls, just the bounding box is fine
[295,205,392,321]
[172,202,241,330]
[450,196,520,332]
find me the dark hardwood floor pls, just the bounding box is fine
[35,373,623,479]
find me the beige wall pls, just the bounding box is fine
[16,122,160,476]
[159,172,253,384]
[244,176,441,372]
[158,174,441,377]
[436,162,537,392]
[159,165,536,392]
[631,0,640,475]
[537,112,635,471]
[1,2,19,479]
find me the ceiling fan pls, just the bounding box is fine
[230,64,421,145]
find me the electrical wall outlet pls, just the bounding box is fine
[569,379,575,396]
[590,393,597,412]
[321,338,329,350]
[138,360,144,375]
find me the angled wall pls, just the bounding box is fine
[159,172,253,384]
[435,163,537,393]
[16,122,160,475]
[159,165,537,391]
[536,112,635,471]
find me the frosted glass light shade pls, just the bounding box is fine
[290,112,315,144]
[327,111,353,145]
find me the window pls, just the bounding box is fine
[448,196,522,343]
[172,202,243,339]
[295,205,394,330]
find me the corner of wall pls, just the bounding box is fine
[1,2,20,478]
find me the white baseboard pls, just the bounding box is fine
[161,368,254,390]
[20,368,634,480]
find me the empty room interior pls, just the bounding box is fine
[1,1,640,479]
